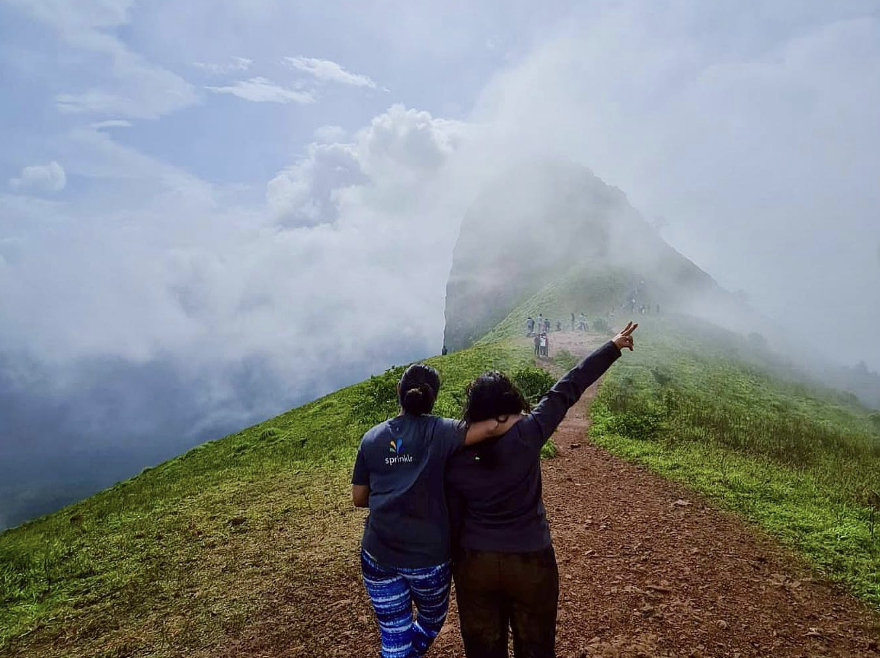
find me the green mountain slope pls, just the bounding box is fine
[2,304,879,657]
[0,340,533,657]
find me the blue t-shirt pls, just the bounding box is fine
[352,414,465,568]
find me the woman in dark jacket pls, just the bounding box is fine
[446,322,637,658]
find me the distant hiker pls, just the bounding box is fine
[352,365,520,658]
[536,314,544,334]
[526,316,535,336]
[534,333,541,357]
[447,322,638,657]
[570,313,575,331]
[556,320,562,332]
[540,332,549,357]
[442,345,448,356]
[578,313,587,331]
[543,318,551,334]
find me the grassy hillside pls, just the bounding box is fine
[590,325,880,606]
[0,340,534,657]
[4,271,880,657]
[478,267,631,344]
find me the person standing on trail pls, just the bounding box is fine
[578,313,587,331]
[352,365,520,658]
[570,313,575,331]
[533,333,541,357]
[536,314,544,335]
[543,318,551,334]
[556,320,562,332]
[540,332,549,357]
[526,316,534,336]
[446,322,638,658]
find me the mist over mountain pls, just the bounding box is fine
[443,159,880,412]
[444,159,730,351]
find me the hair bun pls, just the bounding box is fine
[401,383,435,415]
[404,386,425,402]
[398,364,440,415]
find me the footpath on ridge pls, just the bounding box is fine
[428,332,879,658]
[212,332,879,658]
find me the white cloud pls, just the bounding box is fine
[9,0,198,120]
[268,105,465,226]
[465,3,880,368]
[206,77,316,104]
[9,162,67,194]
[313,125,347,143]
[284,56,377,89]
[267,142,361,226]
[90,120,133,129]
[0,104,468,431]
[192,57,252,75]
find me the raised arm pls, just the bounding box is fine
[463,414,523,446]
[525,322,638,444]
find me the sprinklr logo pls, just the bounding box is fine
[386,439,414,466]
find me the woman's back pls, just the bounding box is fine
[446,421,549,552]
[447,340,623,553]
[354,414,464,568]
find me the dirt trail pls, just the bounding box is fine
[220,332,879,657]
[435,332,879,657]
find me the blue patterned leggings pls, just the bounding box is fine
[361,549,452,658]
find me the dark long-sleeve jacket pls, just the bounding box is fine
[446,341,621,552]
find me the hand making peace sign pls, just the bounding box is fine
[612,321,638,352]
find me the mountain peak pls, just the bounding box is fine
[443,159,720,350]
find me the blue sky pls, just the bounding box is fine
[1,0,879,527]
[0,0,534,187]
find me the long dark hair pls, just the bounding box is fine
[462,371,531,423]
[398,364,441,415]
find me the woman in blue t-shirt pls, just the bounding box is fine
[446,322,637,658]
[352,363,520,658]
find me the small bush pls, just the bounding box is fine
[259,427,280,440]
[540,440,558,459]
[353,365,407,426]
[511,368,557,406]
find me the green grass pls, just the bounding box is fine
[0,339,534,656]
[590,326,880,607]
[479,267,632,344]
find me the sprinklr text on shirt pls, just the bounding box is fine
[386,454,415,466]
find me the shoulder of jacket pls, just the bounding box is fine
[362,420,391,443]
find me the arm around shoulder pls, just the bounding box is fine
[463,414,523,446]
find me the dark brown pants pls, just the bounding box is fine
[453,547,559,658]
